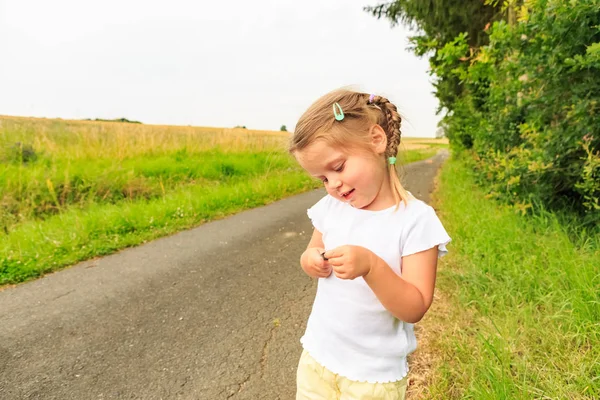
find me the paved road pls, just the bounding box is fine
[0,151,448,400]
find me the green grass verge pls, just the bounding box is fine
[0,149,440,286]
[0,150,295,225]
[427,156,599,399]
[400,149,439,164]
[0,170,319,285]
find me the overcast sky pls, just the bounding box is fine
[0,0,442,137]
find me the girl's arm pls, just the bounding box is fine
[363,247,438,323]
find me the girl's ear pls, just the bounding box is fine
[369,124,387,155]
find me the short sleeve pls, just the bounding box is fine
[306,195,332,233]
[401,203,451,258]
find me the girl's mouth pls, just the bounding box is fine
[342,189,355,200]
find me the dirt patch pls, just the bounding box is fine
[406,290,451,399]
[406,161,452,399]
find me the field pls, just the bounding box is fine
[402,138,449,149]
[0,116,441,286]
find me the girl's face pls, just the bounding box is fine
[295,126,394,211]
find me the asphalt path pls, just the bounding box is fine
[0,150,448,400]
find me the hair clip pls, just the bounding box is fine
[333,102,344,121]
[368,94,375,103]
[388,157,397,165]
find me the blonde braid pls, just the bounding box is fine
[368,94,410,206]
[369,95,402,158]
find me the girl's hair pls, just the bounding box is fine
[289,88,410,207]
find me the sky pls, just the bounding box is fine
[0,0,442,137]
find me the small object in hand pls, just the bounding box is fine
[321,251,328,261]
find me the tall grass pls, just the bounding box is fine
[0,116,293,230]
[1,150,294,224]
[0,116,439,286]
[0,117,316,284]
[0,116,285,159]
[0,168,315,285]
[424,156,599,399]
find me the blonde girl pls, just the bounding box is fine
[290,89,451,399]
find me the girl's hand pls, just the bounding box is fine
[301,247,332,278]
[323,245,375,280]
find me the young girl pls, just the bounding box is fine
[289,89,451,399]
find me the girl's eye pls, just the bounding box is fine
[334,163,345,172]
[321,178,328,184]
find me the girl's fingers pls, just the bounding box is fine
[317,269,331,278]
[312,263,331,277]
[331,265,345,278]
[333,270,348,280]
[323,247,344,260]
[328,257,345,267]
[312,253,326,268]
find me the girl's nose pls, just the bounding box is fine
[330,178,342,188]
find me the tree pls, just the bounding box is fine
[366,0,500,48]
[435,127,445,139]
[366,0,502,112]
[369,0,600,218]
[280,125,287,132]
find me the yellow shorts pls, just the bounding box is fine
[296,350,408,400]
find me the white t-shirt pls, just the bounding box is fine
[301,194,451,383]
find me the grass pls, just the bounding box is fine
[1,150,297,224]
[0,116,440,286]
[399,148,439,164]
[1,168,316,285]
[0,116,295,226]
[413,155,599,399]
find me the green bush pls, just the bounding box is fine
[434,0,599,222]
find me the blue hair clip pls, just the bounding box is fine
[388,157,397,165]
[333,102,344,121]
